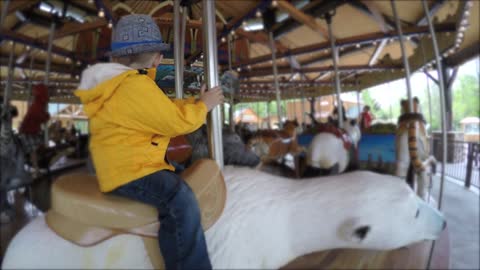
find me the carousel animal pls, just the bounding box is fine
[186,124,260,167]
[247,119,302,163]
[2,162,446,269]
[306,119,361,175]
[395,97,436,200]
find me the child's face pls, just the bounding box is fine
[152,53,163,67]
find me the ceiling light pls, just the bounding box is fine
[271,0,278,8]
[108,20,113,28]
[221,37,226,43]
[98,8,105,18]
[256,10,262,18]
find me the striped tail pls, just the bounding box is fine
[407,121,425,172]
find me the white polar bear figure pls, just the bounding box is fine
[2,167,445,269]
[307,120,362,174]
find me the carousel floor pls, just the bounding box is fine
[1,164,478,269]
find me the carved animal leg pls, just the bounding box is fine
[416,171,429,200]
[421,156,437,174]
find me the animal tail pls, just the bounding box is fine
[408,121,425,172]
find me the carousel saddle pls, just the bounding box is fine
[46,159,226,247]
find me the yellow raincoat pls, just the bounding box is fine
[75,67,207,192]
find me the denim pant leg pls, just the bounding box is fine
[111,170,212,270]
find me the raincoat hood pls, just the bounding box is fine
[74,63,155,117]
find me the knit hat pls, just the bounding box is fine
[110,14,170,57]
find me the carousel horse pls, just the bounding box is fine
[2,162,446,269]
[395,97,436,200]
[0,101,32,223]
[305,119,361,175]
[247,119,302,163]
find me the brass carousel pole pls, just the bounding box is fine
[269,31,283,129]
[2,42,15,112]
[174,0,184,98]
[228,33,235,132]
[203,0,224,168]
[325,13,344,128]
[27,50,35,106]
[301,88,306,127]
[43,21,56,146]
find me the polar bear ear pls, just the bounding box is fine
[338,218,371,242]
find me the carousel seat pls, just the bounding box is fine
[46,159,226,247]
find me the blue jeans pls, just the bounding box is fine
[111,170,212,270]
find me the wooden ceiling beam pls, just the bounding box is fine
[349,1,395,32]
[1,28,81,59]
[276,0,330,40]
[231,23,456,68]
[239,64,402,78]
[0,56,80,75]
[273,0,348,39]
[416,0,446,26]
[6,0,39,14]
[186,0,272,65]
[38,20,108,41]
[236,29,288,53]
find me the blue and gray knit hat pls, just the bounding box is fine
[110,14,170,57]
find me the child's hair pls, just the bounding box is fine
[113,52,160,69]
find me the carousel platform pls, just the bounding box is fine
[1,165,478,269]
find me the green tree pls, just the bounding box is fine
[361,90,397,121]
[452,74,480,130]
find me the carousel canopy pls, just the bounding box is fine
[0,0,478,103]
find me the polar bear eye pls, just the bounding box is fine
[353,225,370,240]
[415,209,420,218]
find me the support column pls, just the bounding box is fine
[27,50,35,106]
[391,0,413,112]
[356,90,361,118]
[267,101,271,129]
[301,89,306,126]
[2,42,15,111]
[269,31,283,129]
[203,0,224,168]
[325,13,344,128]
[422,1,449,267]
[441,63,456,131]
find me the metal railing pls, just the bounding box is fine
[431,138,480,188]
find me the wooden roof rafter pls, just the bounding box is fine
[239,64,403,78]
[0,28,87,61]
[276,0,330,40]
[230,23,456,69]
[186,0,274,65]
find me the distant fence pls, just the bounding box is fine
[431,138,480,188]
